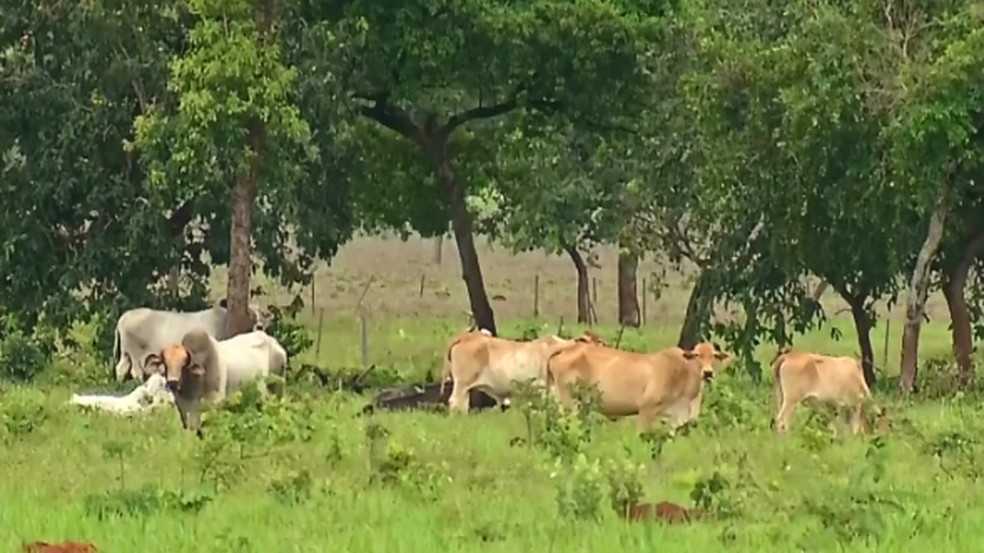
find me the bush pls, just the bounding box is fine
[0,329,50,383]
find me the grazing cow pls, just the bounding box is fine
[112,299,266,382]
[69,373,173,415]
[441,330,604,413]
[546,341,733,431]
[143,329,288,434]
[771,350,874,435]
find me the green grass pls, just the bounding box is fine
[1,315,979,552]
[1,235,977,551]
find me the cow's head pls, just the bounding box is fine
[681,342,733,381]
[217,298,268,331]
[574,331,606,347]
[148,344,204,394]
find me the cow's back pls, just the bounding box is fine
[219,332,276,394]
[809,356,870,401]
[120,307,225,350]
[550,344,667,416]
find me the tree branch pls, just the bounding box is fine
[441,94,520,139]
[354,93,421,142]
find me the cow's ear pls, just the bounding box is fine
[714,351,732,361]
[189,364,206,376]
[682,351,699,360]
[218,298,228,309]
[142,353,163,371]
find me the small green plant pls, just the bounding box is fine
[553,453,605,521]
[194,390,318,490]
[513,379,601,462]
[83,485,214,520]
[102,439,136,489]
[268,469,314,506]
[797,407,838,452]
[0,387,48,438]
[638,426,676,460]
[605,457,645,518]
[264,303,314,359]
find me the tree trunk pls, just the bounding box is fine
[900,170,956,393]
[942,228,984,386]
[431,235,444,265]
[617,247,640,327]
[429,142,496,335]
[226,1,272,336]
[565,244,591,324]
[678,270,713,350]
[843,292,876,386]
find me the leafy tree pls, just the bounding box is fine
[132,0,327,335]
[892,3,984,392]
[298,0,667,335]
[0,0,193,350]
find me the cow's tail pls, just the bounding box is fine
[440,334,469,396]
[545,340,580,392]
[771,349,789,412]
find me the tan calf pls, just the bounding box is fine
[441,330,603,413]
[546,341,733,431]
[771,350,874,435]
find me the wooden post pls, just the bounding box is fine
[419,274,426,297]
[592,277,598,303]
[883,318,891,373]
[534,274,540,318]
[315,307,325,359]
[641,277,647,326]
[310,279,316,315]
[359,308,369,369]
[432,235,444,265]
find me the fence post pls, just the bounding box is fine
[419,274,426,297]
[310,279,316,315]
[641,277,647,325]
[359,307,370,369]
[534,274,540,318]
[882,318,891,372]
[315,307,325,359]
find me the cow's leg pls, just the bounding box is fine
[774,397,799,435]
[637,407,658,432]
[114,354,133,382]
[448,381,472,414]
[848,398,866,435]
[175,404,189,430]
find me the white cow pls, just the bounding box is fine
[112,299,265,382]
[70,373,174,416]
[219,330,289,398]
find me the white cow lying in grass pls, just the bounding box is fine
[69,373,174,416]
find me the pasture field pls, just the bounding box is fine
[1,236,980,552]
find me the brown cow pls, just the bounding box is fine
[771,350,875,435]
[141,329,227,436]
[441,330,603,413]
[546,341,733,431]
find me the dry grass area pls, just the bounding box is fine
[203,233,958,380]
[250,232,950,326]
